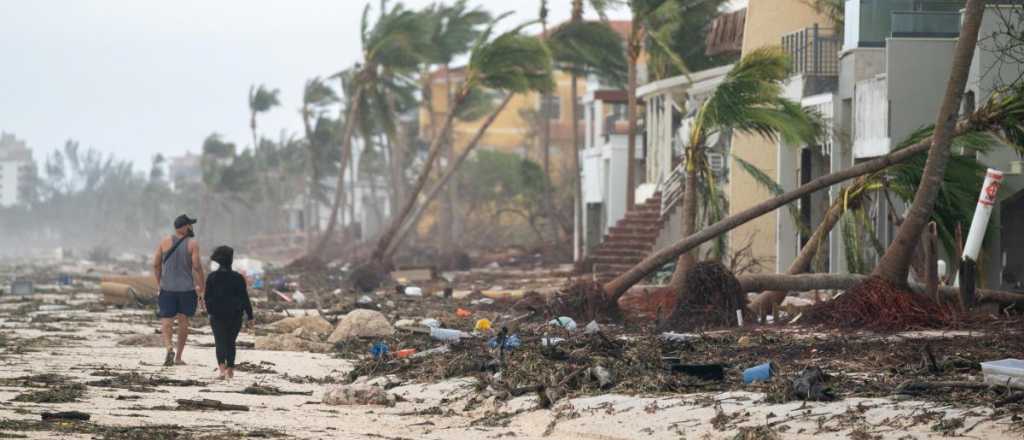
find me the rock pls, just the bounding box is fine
[117,334,164,347]
[266,315,333,335]
[584,320,601,335]
[255,335,332,353]
[328,309,395,343]
[322,384,395,406]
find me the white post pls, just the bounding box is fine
[955,168,1004,286]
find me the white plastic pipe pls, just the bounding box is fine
[955,168,1004,287]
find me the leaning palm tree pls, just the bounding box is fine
[668,47,822,290]
[873,0,986,287]
[248,84,281,149]
[308,1,434,260]
[369,22,556,267]
[745,128,998,314]
[421,0,492,248]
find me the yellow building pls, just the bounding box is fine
[727,0,832,271]
[420,21,633,185]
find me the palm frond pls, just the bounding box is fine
[469,26,554,94]
[548,20,628,85]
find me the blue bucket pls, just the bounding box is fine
[743,362,774,384]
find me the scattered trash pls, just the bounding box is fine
[370,342,390,359]
[430,327,470,343]
[357,295,375,306]
[735,309,744,327]
[743,362,775,384]
[410,346,450,359]
[456,308,472,318]
[981,358,1024,389]
[328,309,395,343]
[322,384,396,406]
[584,320,601,335]
[404,286,423,297]
[395,348,417,358]
[541,337,565,347]
[419,318,441,329]
[737,336,753,348]
[548,316,577,332]
[177,398,249,411]
[475,319,492,332]
[391,269,433,283]
[273,290,295,303]
[471,298,495,306]
[589,365,614,389]
[790,367,835,401]
[393,319,416,328]
[41,411,90,421]
[663,361,726,381]
[292,290,307,304]
[488,334,521,350]
[660,332,698,342]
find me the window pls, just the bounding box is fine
[542,96,561,120]
[611,103,627,122]
[576,99,584,121]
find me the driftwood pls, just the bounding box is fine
[176,398,249,411]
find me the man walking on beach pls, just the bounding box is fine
[153,214,205,366]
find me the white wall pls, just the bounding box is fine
[0,161,22,207]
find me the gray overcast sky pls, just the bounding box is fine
[0,0,743,170]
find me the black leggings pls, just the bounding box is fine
[210,315,242,368]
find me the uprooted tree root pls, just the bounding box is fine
[548,280,622,322]
[668,261,749,330]
[348,261,391,293]
[802,276,960,331]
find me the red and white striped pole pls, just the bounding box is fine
[954,168,1003,287]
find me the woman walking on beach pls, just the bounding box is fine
[204,245,254,380]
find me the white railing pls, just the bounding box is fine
[660,162,686,217]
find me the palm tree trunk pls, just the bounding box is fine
[603,118,976,302]
[625,39,639,211]
[442,66,457,249]
[748,191,848,313]
[301,109,319,247]
[372,85,469,265]
[669,147,700,289]
[384,94,515,259]
[872,0,986,287]
[571,71,584,260]
[311,86,364,259]
[384,93,406,219]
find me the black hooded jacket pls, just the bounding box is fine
[205,268,253,320]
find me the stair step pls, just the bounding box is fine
[590,248,647,258]
[608,225,660,236]
[593,263,634,273]
[589,255,643,265]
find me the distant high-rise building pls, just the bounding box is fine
[0,132,36,207]
[167,152,202,189]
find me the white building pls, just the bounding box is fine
[577,84,643,260]
[0,132,35,207]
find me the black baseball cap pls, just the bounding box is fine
[174,214,198,229]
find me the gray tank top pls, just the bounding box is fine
[160,236,195,293]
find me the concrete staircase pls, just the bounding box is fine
[588,192,665,282]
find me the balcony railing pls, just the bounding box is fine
[891,10,961,38]
[782,25,841,78]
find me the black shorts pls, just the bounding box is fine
[158,290,198,318]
